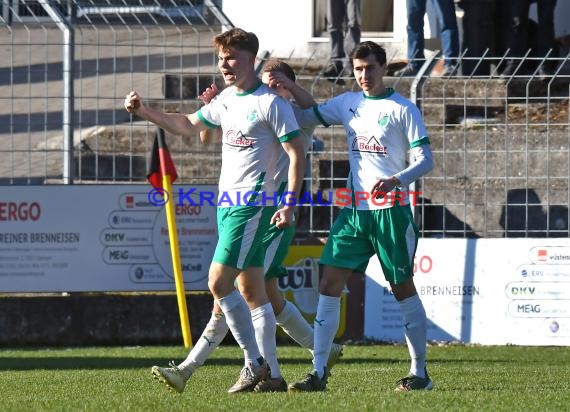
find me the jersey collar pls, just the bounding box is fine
[236,81,263,96]
[364,87,395,100]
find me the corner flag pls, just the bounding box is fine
[147,129,178,189]
[147,129,192,348]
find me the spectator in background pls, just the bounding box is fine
[395,0,459,77]
[322,0,361,83]
[501,0,557,79]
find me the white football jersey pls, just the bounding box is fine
[198,82,300,207]
[301,88,430,210]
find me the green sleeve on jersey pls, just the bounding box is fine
[278,129,300,143]
[197,109,220,128]
[410,136,430,148]
[313,105,330,127]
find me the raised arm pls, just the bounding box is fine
[266,71,316,109]
[124,90,205,138]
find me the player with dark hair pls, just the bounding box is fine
[289,41,434,392]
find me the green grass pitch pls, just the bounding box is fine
[1,344,568,411]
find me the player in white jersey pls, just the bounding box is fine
[124,28,306,394]
[148,61,342,394]
[289,41,434,392]
[241,61,344,391]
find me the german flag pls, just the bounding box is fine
[147,128,178,189]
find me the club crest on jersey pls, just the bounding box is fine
[247,109,258,122]
[378,114,389,127]
[225,130,253,148]
[351,136,387,155]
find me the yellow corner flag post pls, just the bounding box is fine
[162,173,193,348]
[151,128,192,348]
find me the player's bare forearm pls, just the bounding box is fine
[283,138,306,205]
[271,137,305,228]
[288,82,315,109]
[285,153,305,204]
[140,108,196,138]
[266,71,315,109]
[124,90,197,138]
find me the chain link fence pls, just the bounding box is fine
[1,0,569,239]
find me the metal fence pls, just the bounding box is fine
[1,0,569,239]
[0,0,224,185]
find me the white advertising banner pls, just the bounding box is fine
[0,185,218,292]
[365,238,570,345]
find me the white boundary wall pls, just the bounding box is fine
[2,185,569,345]
[365,238,570,346]
[0,185,218,292]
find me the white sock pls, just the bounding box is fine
[398,294,427,378]
[275,300,314,350]
[217,289,262,365]
[178,311,228,377]
[313,294,341,379]
[251,303,280,378]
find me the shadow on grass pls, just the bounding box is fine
[0,357,238,371]
[0,354,513,371]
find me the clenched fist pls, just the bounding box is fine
[124,91,142,114]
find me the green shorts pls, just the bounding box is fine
[262,223,295,279]
[320,204,419,285]
[213,206,275,270]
